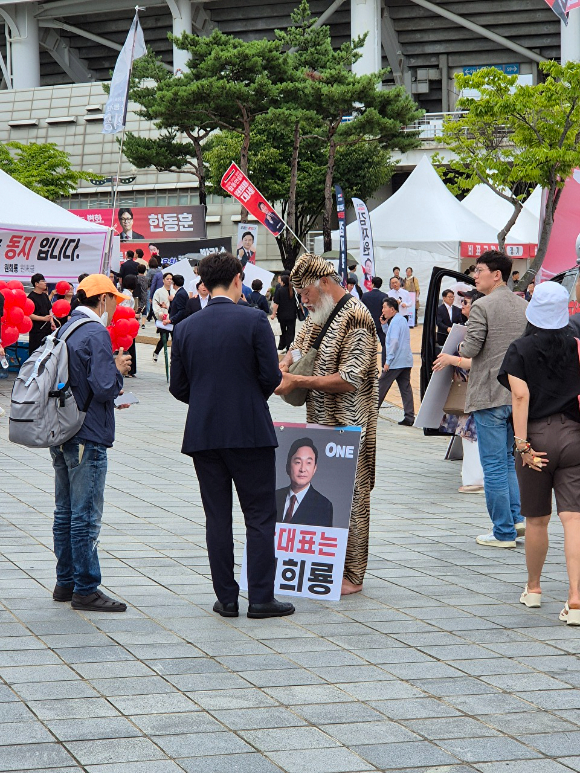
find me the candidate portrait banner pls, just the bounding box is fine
[221,162,286,237]
[352,197,375,292]
[236,223,258,266]
[71,205,207,242]
[0,228,107,282]
[335,185,348,284]
[240,423,361,602]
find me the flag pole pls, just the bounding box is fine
[281,225,308,253]
[110,127,127,228]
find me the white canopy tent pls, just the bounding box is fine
[0,169,111,282]
[461,184,541,245]
[315,157,501,307]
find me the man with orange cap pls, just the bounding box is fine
[50,275,132,613]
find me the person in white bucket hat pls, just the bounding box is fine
[498,280,580,626]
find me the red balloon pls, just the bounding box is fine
[18,316,33,334]
[23,298,35,316]
[1,289,15,305]
[127,318,140,338]
[7,306,24,326]
[0,281,6,290]
[116,334,133,351]
[55,281,71,295]
[115,319,130,336]
[1,326,19,347]
[113,305,135,321]
[7,280,24,291]
[52,300,71,319]
[12,289,27,309]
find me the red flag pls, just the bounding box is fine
[545,0,568,23]
[220,163,286,237]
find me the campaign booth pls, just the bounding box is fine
[0,170,111,284]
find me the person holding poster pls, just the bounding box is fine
[275,254,378,596]
[169,252,294,620]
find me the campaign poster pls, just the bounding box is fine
[119,237,232,266]
[70,205,206,242]
[240,423,361,601]
[221,163,286,237]
[0,228,107,282]
[544,0,568,23]
[335,185,347,284]
[352,197,375,292]
[236,223,258,266]
[406,292,416,327]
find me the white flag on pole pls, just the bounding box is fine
[352,198,375,292]
[103,12,147,135]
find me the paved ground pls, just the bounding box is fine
[0,343,579,773]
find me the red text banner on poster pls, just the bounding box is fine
[460,242,536,259]
[70,205,206,242]
[221,162,286,237]
[0,229,107,282]
[240,423,361,601]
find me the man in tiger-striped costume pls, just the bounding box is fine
[276,254,378,595]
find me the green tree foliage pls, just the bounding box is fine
[0,141,94,201]
[440,62,580,285]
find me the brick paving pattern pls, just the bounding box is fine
[0,343,578,773]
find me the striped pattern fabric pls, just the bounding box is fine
[291,295,378,585]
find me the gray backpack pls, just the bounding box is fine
[9,318,95,448]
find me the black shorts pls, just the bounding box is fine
[516,414,580,517]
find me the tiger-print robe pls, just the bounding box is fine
[291,295,378,585]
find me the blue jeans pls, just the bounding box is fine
[50,438,107,595]
[473,405,523,541]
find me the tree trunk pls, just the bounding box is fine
[517,185,561,290]
[239,115,251,223]
[287,120,300,238]
[497,199,523,251]
[192,137,207,208]
[322,137,337,252]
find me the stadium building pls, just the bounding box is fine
[0,0,577,267]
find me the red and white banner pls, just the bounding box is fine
[0,228,107,282]
[544,0,568,22]
[461,242,536,259]
[539,172,580,280]
[352,197,375,291]
[70,205,206,242]
[567,0,580,11]
[221,162,286,237]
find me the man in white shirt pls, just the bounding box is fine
[387,277,412,322]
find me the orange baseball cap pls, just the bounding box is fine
[77,274,125,304]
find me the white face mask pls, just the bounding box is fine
[99,298,109,327]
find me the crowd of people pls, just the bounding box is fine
[1,246,579,628]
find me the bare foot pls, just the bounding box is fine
[341,578,363,595]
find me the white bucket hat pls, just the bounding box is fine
[525,281,570,330]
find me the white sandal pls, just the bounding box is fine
[520,585,541,608]
[559,602,580,626]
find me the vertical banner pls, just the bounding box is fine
[236,223,258,267]
[240,423,361,601]
[352,197,375,292]
[221,163,286,237]
[335,185,348,284]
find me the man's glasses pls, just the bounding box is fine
[473,267,489,275]
[461,299,470,305]
[120,217,133,223]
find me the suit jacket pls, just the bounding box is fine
[169,287,189,326]
[184,296,204,317]
[436,302,463,344]
[276,486,333,527]
[170,297,282,454]
[460,285,528,413]
[360,289,386,344]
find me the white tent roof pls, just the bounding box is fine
[0,169,109,233]
[461,184,541,244]
[334,156,501,257]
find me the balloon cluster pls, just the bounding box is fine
[108,305,140,352]
[0,280,34,348]
[51,282,73,320]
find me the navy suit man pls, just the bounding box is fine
[168,275,189,326]
[360,277,388,364]
[436,290,464,345]
[169,252,295,620]
[276,438,333,527]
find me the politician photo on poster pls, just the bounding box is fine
[276,437,333,527]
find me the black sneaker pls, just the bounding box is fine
[213,601,239,618]
[71,591,127,612]
[53,584,74,602]
[247,599,295,619]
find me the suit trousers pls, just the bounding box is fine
[278,319,296,351]
[378,367,415,420]
[192,447,277,605]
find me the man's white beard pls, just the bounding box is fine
[309,291,336,326]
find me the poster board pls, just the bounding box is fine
[236,223,258,266]
[71,205,206,242]
[414,324,467,429]
[240,423,361,601]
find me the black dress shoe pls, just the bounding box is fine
[213,600,239,618]
[247,599,295,619]
[53,584,74,602]
[398,418,414,426]
[71,591,127,612]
